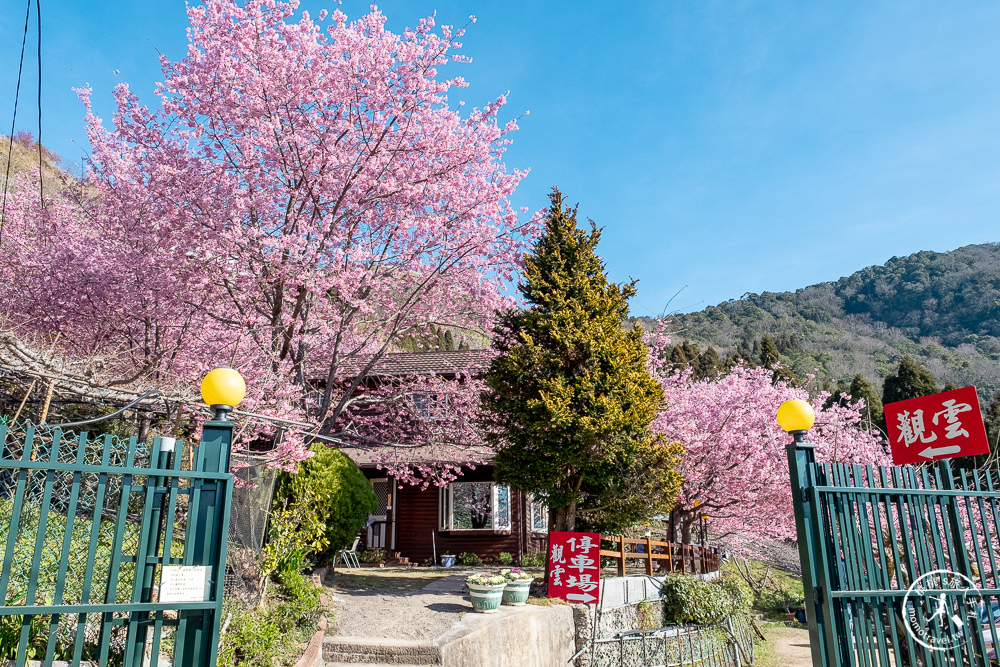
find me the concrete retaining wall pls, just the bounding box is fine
[437,604,575,667]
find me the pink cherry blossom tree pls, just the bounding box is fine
[645,325,890,554]
[0,0,538,475]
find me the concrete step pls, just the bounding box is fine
[322,636,441,665]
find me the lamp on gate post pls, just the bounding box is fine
[174,367,245,667]
[200,367,247,421]
[778,399,834,667]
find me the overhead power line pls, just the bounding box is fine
[0,0,34,245]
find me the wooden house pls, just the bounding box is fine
[340,350,548,564]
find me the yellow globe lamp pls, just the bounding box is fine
[776,399,815,433]
[201,367,246,421]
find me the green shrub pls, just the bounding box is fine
[497,551,514,566]
[218,611,283,666]
[358,549,386,564]
[458,551,482,566]
[662,574,752,626]
[522,552,546,567]
[718,576,753,615]
[261,497,329,584]
[636,598,660,630]
[218,564,325,665]
[275,444,378,558]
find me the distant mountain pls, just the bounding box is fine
[635,243,1000,400]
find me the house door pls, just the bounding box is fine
[367,478,391,549]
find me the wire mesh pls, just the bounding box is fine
[224,452,277,605]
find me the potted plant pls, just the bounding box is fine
[465,572,507,613]
[500,568,534,606]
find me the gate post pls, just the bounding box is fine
[786,432,837,667]
[780,400,837,667]
[174,368,244,667]
[173,417,234,667]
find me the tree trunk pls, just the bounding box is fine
[137,414,151,445]
[678,509,697,544]
[549,502,577,533]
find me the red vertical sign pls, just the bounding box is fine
[547,531,601,604]
[884,386,989,465]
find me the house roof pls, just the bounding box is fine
[342,443,494,468]
[339,349,493,379]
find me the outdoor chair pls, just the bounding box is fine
[334,536,361,570]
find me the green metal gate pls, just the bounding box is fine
[788,434,1000,666]
[0,417,234,666]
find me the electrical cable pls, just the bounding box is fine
[0,0,33,245]
[35,0,43,208]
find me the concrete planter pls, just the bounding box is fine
[468,583,505,613]
[502,579,533,606]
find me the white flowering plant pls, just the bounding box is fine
[501,567,534,581]
[466,572,507,586]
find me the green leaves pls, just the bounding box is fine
[662,574,753,626]
[481,188,681,532]
[275,444,378,557]
[882,355,939,404]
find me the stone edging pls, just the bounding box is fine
[292,566,330,667]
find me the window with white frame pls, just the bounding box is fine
[529,495,548,533]
[439,482,512,531]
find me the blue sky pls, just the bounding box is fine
[3,1,1000,316]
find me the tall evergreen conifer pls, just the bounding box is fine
[848,373,885,431]
[695,347,722,380]
[481,189,682,533]
[759,335,780,368]
[883,356,938,405]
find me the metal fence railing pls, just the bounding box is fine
[0,418,233,667]
[584,614,757,667]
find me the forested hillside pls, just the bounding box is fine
[635,243,1000,400]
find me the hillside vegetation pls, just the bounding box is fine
[636,243,1000,400]
[0,131,68,195]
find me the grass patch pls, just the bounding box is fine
[526,597,567,606]
[753,624,784,667]
[327,567,453,591]
[724,558,804,621]
[218,567,325,666]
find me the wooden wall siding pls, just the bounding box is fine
[394,483,519,561]
[360,467,547,561]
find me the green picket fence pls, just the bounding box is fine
[790,437,1000,667]
[0,420,233,667]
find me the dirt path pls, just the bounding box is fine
[769,626,814,666]
[325,569,478,641]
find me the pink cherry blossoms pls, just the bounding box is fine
[0,0,539,473]
[646,326,890,554]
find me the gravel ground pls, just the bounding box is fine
[325,570,478,640]
[767,626,813,666]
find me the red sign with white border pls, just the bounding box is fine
[884,386,989,465]
[547,531,601,604]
